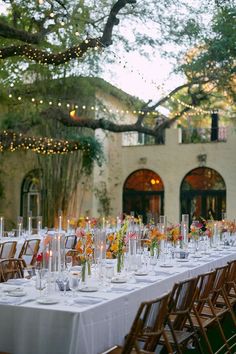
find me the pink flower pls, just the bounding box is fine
[125,231,138,244]
[76,227,86,238]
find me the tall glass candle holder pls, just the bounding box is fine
[94,229,106,261]
[28,211,32,236]
[66,217,70,234]
[37,216,42,235]
[0,216,4,238]
[93,229,106,280]
[43,232,65,274]
[159,215,167,251]
[181,214,189,248]
[17,216,23,238]
[58,210,62,232]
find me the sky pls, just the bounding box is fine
[0,1,184,103]
[102,51,184,102]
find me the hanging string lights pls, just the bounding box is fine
[0,6,233,120]
[0,131,94,155]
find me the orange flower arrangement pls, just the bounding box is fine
[75,228,94,268]
[106,232,126,259]
[145,226,166,255]
[167,224,181,244]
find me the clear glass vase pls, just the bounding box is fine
[117,252,123,274]
[81,260,88,284]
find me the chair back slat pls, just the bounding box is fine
[195,270,216,313]
[65,235,77,249]
[121,292,170,354]
[226,260,236,283]
[19,239,40,266]
[0,241,17,259]
[169,277,198,330]
[0,258,24,282]
[211,265,228,304]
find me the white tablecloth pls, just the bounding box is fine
[0,248,235,354]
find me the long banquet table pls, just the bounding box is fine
[0,247,235,354]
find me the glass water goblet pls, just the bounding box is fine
[35,268,48,298]
[65,256,73,271]
[69,272,80,297]
[60,270,69,297]
[104,264,114,289]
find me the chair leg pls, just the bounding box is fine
[221,288,236,326]
[162,330,174,354]
[167,319,183,354]
[187,313,205,354]
[208,299,232,354]
[192,307,214,354]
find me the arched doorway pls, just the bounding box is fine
[180,167,226,222]
[123,169,164,223]
[21,169,41,228]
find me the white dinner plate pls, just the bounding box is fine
[79,287,98,292]
[6,279,29,285]
[177,259,189,263]
[111,277,127,284]
[2,286,21,293]
[134,272,148,276]
[7,291,27,297]
[37,298,59,305]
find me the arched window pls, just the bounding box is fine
[180,167,226,222]
[123,169,164,223]
[21,170,41,228]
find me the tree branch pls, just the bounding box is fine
[41,106,182,137]
[0,38,100,65]
[0,21,43,44]
[0,0,137,65]
[101,0,137,46]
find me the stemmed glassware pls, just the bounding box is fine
[60,270,69,297]
[65,256,73,272]
[35,268,48,297]
[69,272,80,297]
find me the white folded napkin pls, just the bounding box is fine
[179,263,201,268]
[110,285,136,292]
[134,277,157,283]
[0,297,20,305]
[2,286,22,293]
[74,297,102,305]
[6,279,30,285]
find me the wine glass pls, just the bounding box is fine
[69,272,80,297]
[35,268,48,297]
[65,256,73,271]
[60,270,69,297]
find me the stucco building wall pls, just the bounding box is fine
[92,128,236,222]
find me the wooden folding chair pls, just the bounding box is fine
[65,235,77,250]
[100,292,172,354]
[209,264,236,326]
[221,260,236,307]
[0,258,26,282]
[18,238,40,267]
[0,241,17,259]
[161,277,204,354]
[190,268,233,354]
